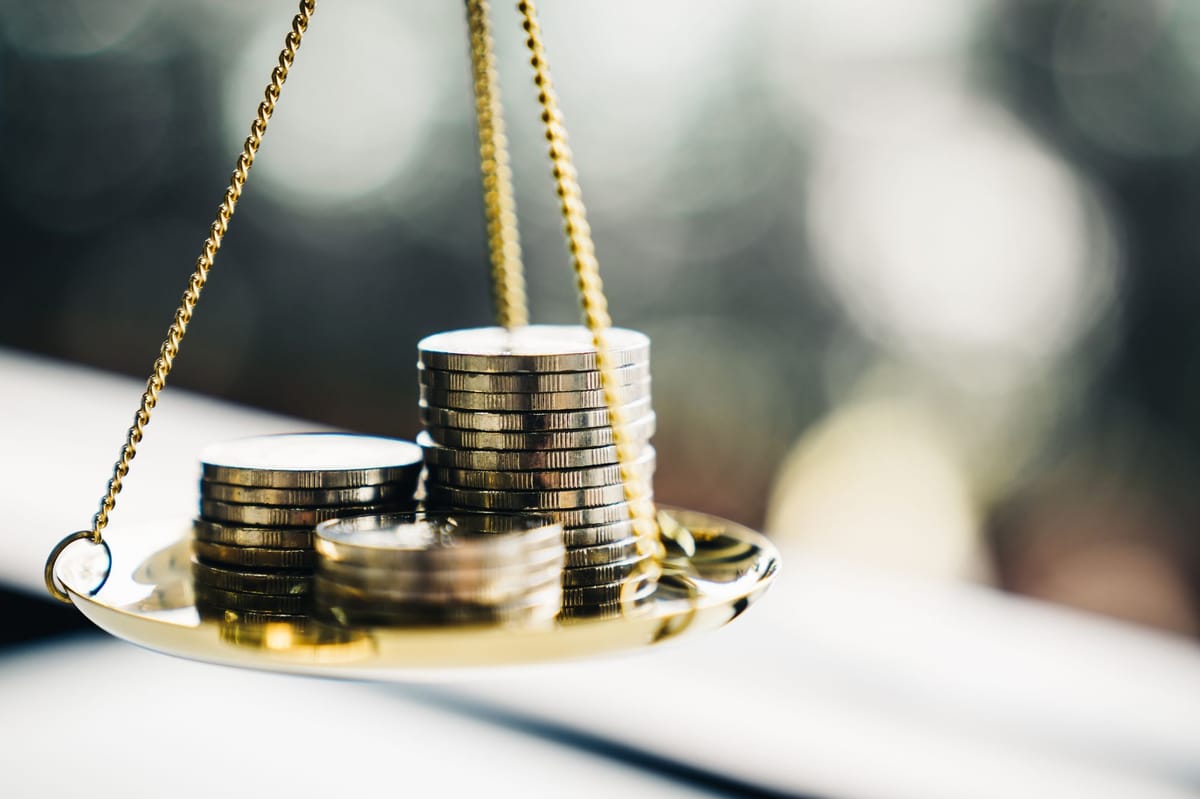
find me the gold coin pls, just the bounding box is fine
[419,400,653,432]
[424,452,654,491]
[419,383,650,413]
[417,326,649,373]
[563,535,656,567]
[200,480,416,508]
[193,518,313,549]
[200,499,403,528]
[417,363,650,394]
[200,433,422,488]
[193,540,314,569]
[423,414,654,451]
[423,483,632,511]
[420,501,645,528]
[418,433,625,470]
[561,521,637,547]
[193,585,311,615]
[562,554,653,587]
[561,574,657,607]
[313,512,563,569]
[191,558,312,596]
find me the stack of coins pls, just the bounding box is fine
[417,326,659,617]
[192,433,423,621]
[313,512,564,626]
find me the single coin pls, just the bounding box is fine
[200,499,405,528]
[418,326,649,373]
[311,570,561,605]
[191,559,313,596]
[193,540,314,570]
[423,483,632,511]
[424,414,655,452]
[316,548,564,593]
[199,479,417,508]
[556,597,655,621]
[561,521,636,547]
[563,535,655,568]
[424,452,654,491]
[420,383,650,413]
[193,584,311,615]
[419,400,653,433]
[562,554,653,587]
[315,586,561,627]
[417,363,650,394]
[421,501,644,528]
[418,433,623,470]
[193,519,313,549]
[196,604,307,625]
[561,574,658,607]
[200,433,423,488]
[313,512,563,569]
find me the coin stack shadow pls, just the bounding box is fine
[191,433,423,623]
[313,513,565,627]
[417,325,659,618]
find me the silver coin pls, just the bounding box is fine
[563,535,656,567]
[420,383,650,413]
[200,479,417,508]
[557,597,655,621]
[313,512,562,569]
[419,400,653,433]
[424,454,654,491]
[197,605,306,624]
[561,573,658,607]
[200,499,405,528]
[423,414,655,452]
[418,326,649,373]
[423,483,633,511]
[317,549,564,593]
[201,433,422,488]
[191,559,312,596]
[419,432,623,470]
[561,521,636,547]
[562,554,652,587]
[315,584,561,627]
[417,363,650,394]
[194,584,311,615]
[193,540,315,569]
[193,519,313,549]
[312,567,562,605]
[421,501,644,528]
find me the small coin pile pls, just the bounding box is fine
[417,326,659,617]
[191,433,422,621]
[313,512,564,626]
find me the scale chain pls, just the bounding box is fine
[466,0,528,330]
[43,0,318,602]
[517,0,662,559]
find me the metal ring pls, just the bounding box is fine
[44,531,111,604]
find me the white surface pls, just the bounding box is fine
[2,348,1199,798]
[0,639,709,799]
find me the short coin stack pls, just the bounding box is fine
[417,326,659,617]
[313,512,564,626]
[192,433,423,621]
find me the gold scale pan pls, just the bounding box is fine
[43,0,779,680]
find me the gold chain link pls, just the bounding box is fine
[466,0,528,330]
[44,0,317,602]
[517,1,660,554]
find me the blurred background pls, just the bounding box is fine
[3,0,1200,645]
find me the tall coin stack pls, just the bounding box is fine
[193,433,423,621]
[313,512,564,626]
[417,326,659,617]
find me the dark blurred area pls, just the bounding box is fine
[3,0,1200,641]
